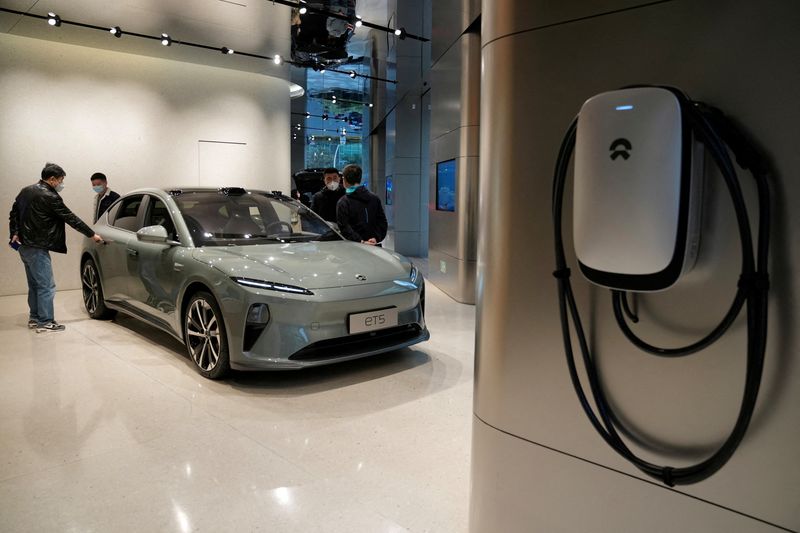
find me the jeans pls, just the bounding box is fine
[18,246,56,324]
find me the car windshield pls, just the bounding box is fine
[172,190,343,247]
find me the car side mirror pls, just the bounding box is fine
[137,225,178,245]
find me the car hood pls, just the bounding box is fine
[191,241,412,290]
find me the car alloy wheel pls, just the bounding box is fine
[184,291,230,379]
[82,262,99,315]
[81,259,115,320]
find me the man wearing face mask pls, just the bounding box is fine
[9,162,103,332]
[335,164,388,246]
[90,172,120,223]
[310,167,344,223]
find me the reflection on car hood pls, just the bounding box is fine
[191,241,411,290]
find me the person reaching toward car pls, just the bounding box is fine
[9,162,103,332]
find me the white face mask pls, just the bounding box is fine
[54,181,65,192]
[326,181,340,191]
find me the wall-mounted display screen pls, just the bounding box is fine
[386,176,393,206]
[436,159,456,212]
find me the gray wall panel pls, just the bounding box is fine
[431,0,481,64]
[428,249,477,305]
[430,38,464,141]
[471,417,788,533]
[394,173,423,233]
[430,34,482,142]
[482,0,658,45]
[473,0,800,530]
[432,125,480,162]
[428,30,481,303]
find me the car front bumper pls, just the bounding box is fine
[219,279,428,370]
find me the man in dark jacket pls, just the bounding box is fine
[335,164,388,246]
[9,162,103,332]
[310,167,344,222]
[90,172,120,222]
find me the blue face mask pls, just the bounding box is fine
[345,185,359,194]
[92,185,105,194]
[55,183,65,193]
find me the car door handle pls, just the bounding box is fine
[126,248,138,257]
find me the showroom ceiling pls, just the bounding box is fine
[0,0,294,77]
[0,0,392,80]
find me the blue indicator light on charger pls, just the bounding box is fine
[615,105,634,111]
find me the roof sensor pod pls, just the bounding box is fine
[573,87,703,291]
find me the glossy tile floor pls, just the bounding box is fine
[0,278,475,532]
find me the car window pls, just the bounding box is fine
[144,196,178,242]
[172,190,342,246]
[112,195,144,232]
[104,199,123,222]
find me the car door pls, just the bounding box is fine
[94,194,145,302]
[125,194,186,331]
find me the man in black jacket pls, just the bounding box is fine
[310,167,344,223]
[335,164,388,246]
[90,172,120,222]
[9,163,103,332]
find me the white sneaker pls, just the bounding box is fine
[36,321,66,333]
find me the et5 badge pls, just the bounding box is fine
[348,307,398,334]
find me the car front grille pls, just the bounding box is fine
[288,324,424,362]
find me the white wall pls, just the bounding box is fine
[0,33,291,297]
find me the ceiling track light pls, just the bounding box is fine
[221,46,234,54]
[273,54,283,65]
[0,7,400,84]
[349,70,357,79]
[265,0,428,41]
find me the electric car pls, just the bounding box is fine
[80,187,428,379]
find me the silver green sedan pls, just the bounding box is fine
[80,187,428,379]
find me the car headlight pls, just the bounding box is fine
[410,264,419,284]
[232,277,314,295]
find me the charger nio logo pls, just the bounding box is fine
[355,274,367,281]
[609,138,632,161]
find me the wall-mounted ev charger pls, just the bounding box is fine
[551,85,771,486]
[573,87,704,291]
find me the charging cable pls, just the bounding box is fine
[551,89,770,486]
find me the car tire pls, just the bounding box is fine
[184,291,230,380]
[81,258,116,320]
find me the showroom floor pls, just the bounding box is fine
[0,277,475,532]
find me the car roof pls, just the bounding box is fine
[124,187,293,200]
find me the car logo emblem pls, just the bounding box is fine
[355,274,367,281]
[609,138,632,160]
